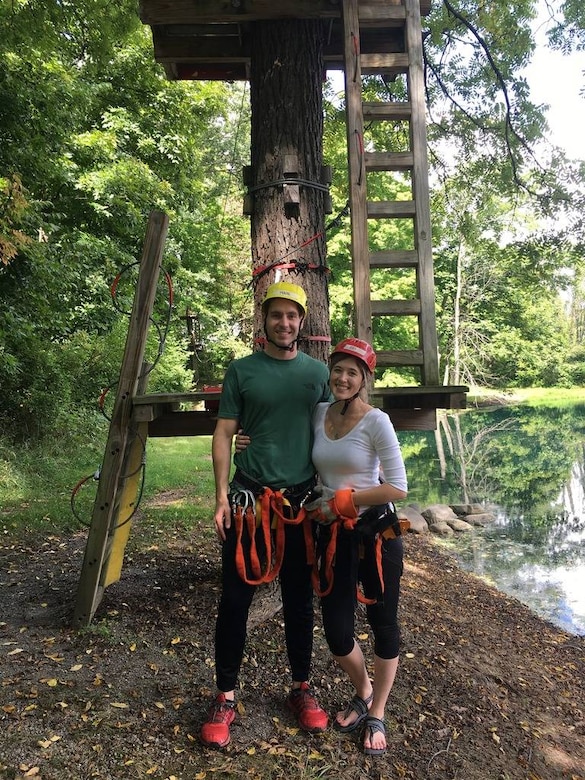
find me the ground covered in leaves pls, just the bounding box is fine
[1,521,584,780]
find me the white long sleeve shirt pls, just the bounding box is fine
[311,403,407,495]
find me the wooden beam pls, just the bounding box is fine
[359,2,406,23]
[140,0,344,25]
[371,299,421,315]
[373,386,468,407]
[387,408,436,430]
[101,420,149,587]
[365,151,414,171]
[139,0,432,26]
[367,200,416,218]
[357,52,409,74]
[369,249,418,268]
[148,411,217,437]
[343,0,372,345]
[73,212,169,628]
[175,63,249,79]
[153,32,248,62]
[375,349,424,365]
[151,25,404,64]
[405,0,439,385]
[363,101,411,120]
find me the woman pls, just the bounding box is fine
[236,337,407,755]
[305,337,407,755]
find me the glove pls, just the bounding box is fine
[303,485,335,512]
[306,488,357,525]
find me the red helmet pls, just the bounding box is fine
[331,338,376,373]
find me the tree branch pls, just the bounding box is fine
[427,0,545,195]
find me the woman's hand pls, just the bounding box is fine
[234,428,251,453]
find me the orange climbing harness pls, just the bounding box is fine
[231,484,314,586]
[311,504,410,604]
[230,476,409,603]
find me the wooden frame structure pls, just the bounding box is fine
[139,0,432,81]
[74,0,468,626]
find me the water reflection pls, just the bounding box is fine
[399,403,585,636]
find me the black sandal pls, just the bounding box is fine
[363,715,386,755]
[333,692,373,733]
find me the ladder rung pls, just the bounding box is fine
[363,101,411,121]
[360,53,409,75]
[367,201,415,218]
[371,299,421,316]
[370,250,418,268]
[375,349,424,367]
[358,5,406,25]
[365,151,413,171]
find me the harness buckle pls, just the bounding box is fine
[230,489,256,519]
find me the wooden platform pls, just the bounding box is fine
[133,384,469,434]
[139,0,432,81]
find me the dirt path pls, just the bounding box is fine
[1,529,583,780]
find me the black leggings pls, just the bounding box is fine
[320,529,403,660]
[214,521,314,692]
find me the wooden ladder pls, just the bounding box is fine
[342,0,440,385]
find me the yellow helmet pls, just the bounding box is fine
[262,281,307,315]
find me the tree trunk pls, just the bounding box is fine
[452,239,463,386]
[246,22,330,625]
[249,20,330,362]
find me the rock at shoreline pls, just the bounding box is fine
[398,504,429,534]
[464,511,496,526]
[451,502,485,515]
[411,502,496,535]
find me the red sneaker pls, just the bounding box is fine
[286,682,328,733]
[200,693,236,748]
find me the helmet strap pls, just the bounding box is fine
[330,389,361,416]
[340,392,360,415]
[330,376,365,415]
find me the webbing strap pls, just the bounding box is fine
[233,487,311,586]
[356,537,384,605]
[311,513,358,598]
[311,522,339,598]
[312,514,389,603]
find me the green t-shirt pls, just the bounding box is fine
[218,350,331,488]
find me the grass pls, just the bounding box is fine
[0,431,217,538]
[466,385,585,407]
[500,386,585,406]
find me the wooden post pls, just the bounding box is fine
[73,211,169,627]
[405,0,440,384]
[343,0,372,344]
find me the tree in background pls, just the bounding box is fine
[0,2,251,439]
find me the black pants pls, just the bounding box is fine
[214,520,314,692]
[320,528,403,660]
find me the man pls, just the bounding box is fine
[200,281,331,749]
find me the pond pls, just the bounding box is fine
[398,402,585,637]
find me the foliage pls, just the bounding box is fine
[424,0,550,198]
[0,4,252,440]
[549,0,585,50]
[0,173,34,265]
[1,0,585,443]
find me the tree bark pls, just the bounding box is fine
[246,23,330,624]
[249,20,330,362]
